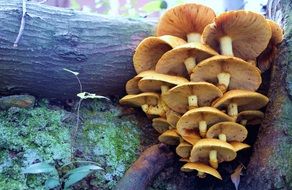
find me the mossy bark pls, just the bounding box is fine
[0,0,155,99]
[240,0,292,189]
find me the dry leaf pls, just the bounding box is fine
[231,164,244,190]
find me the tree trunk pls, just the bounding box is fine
[0,0,155,99]
[240,0,292,189]
[115,143,175,190]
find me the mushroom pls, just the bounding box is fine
[156,3,215,43]
[202,10,272,61]
[155,42,218,76]
[176,141,193,158]
[162,82,223,114]
[181,132,201,145]
[257,19,284,72]
[190,55,262,93]
[133,35,186,74]
[181,162,222,180]
[152,118,170,134]
[177,107,233,138]
[229,142,250,152]
[138,72,188,95]
[212,90,269,119]
[119,92,165,116]
[190,139,236,169]
[236,110,264,126]
[165,110,181,129]
[158,129,180,145]
[126,71,158,94]
[206,122,248,142]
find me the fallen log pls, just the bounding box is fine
[115,143,175,190]
[240,0,292,189]
[0,0,155,99]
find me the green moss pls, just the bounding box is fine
[0,99,141,190]
[78,100,141,189]
[0,104,71,190]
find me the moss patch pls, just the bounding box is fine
[0,99,142,190]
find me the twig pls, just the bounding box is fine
[14,0,27,47]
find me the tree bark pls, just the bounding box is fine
[241,0,292,189]
[0,0,155,99]
[115,143,175,190]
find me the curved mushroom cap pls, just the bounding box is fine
[202,10,272,60]
[119,92,159,107]
[181,133,201,145]
[176,142,192,158]
[212,90,269,111]
[133,35,186,74]
[206,122,247,142]
[236,110,264,125]
[155,43,218,77]
[158,129,180,145]
[152,118,170,134]
[162,82,223,114]
[156,3,216,40]
[166,110,181,128]
[257,20,284,72]
[181,162,222,180]
[229,142,250,152]
[177,107,233,136]
[190,55,262,91]
[126,71,158,94]
[138,72,188,92]
[190,139,236,163]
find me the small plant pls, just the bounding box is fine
[22,161,102,189]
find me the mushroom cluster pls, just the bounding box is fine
[120,3,283,180]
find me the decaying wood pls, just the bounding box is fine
[115,143,175,190]
[240,0,292,189]
[0,0,155,99]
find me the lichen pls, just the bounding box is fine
[0,99,141,190]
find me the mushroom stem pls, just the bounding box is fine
[184,57,197,74]
[161,85,169,95]
[218,134,227,141]
[217,72,230,93]
[199,120,207,137]
[141,103,165,116]
[228,103,238,118]
[188,95,198,110]
[187,33,201,43]
[240,119,248,126]
[197,171,207,178]
[209,150,218,169]
[220,36,233,56]
[146,97,158,105]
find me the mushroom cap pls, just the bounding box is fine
[155,43,218,77]
[177,107,233,136]
[206,122,247,142]
[236,110,264,125]
[190,139,236,163]
[119,92,159,107]
[156,3,216,40]
[202,10,272,60]
[158,129,180,145]
[176,142,192,158]
[190,55,262,91]
[152,118,170,134]
[162,82,223,114]
[126,71,158,94]
[133,35,186,74]
[138,72,188,93]
[181,133,201,145]
[212,90,269,111]
[257,20,284,72]
[166,110,181,128]
[181,162,222,180]
[229,142,250,152]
